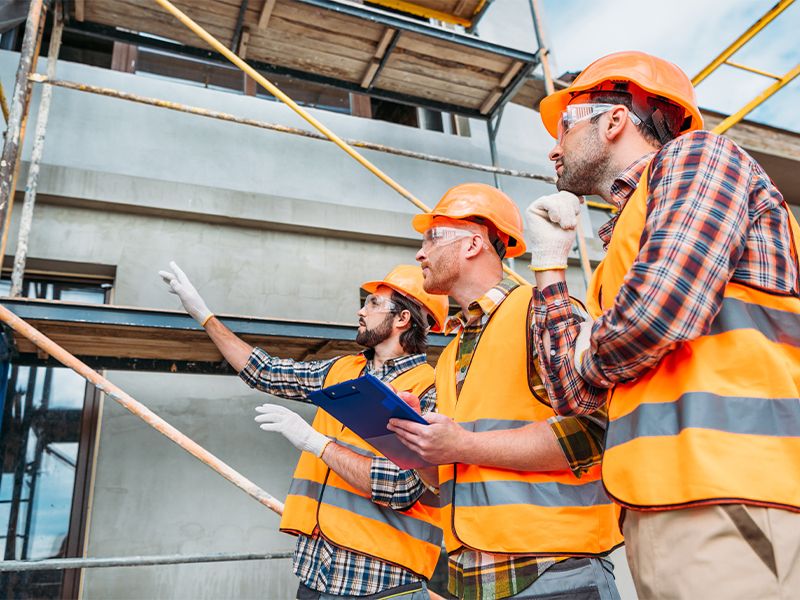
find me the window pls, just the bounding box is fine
[0,278,108,599]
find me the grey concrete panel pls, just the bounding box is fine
[81,371,310,599]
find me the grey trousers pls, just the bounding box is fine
[507,557,621,600]
[296,581,429,600]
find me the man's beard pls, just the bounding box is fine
[556,124,614,196]
[356,312,395,348]
[421,246,459,295]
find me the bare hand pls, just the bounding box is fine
[387,412,468,465]
[397,390,421,414]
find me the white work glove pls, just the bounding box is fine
[254,404,330,457]
[525,191,582,271]
[158,261,214,326]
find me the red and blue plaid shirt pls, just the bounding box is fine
[534,129,798,414]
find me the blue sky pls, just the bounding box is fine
[536,0,799,132]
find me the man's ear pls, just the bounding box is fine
[463,233,485,259]
[394,309,412,329]
[604,106,630,141]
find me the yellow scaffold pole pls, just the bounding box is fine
[151,0,529,286]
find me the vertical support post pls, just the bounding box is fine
[529,0,593,287]
[0,0,46,272]
[486,108,517,271]
[10,1,63,297]
[529,0,554,95]
[486,107,504,190]
[0,81,9,124]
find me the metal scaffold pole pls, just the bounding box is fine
[25,75,556,184]
[0,0,47,266]
[529,0,593,287]
[10,0,64,297]
[0,551,293,572]
[150,0,529,286]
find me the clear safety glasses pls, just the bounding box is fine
[557,103,642,144]
[421,227,476,251]
[362,293,398,314]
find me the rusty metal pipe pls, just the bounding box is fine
[0,0,46,265]
[0,303,284,516]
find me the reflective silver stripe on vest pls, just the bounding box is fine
[334,439,377,458]
[320,486,442,546]
[607,393,800,450]
[287,478,324,501]
[710,297,800,346]
[440,478,610,508]
[459,419,534,432]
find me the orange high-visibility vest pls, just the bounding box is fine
[588,163,800,511]
[436,286,623,555]
[279,355,443,578]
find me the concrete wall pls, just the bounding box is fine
[0,31,635,600]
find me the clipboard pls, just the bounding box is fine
[308,373,432,469]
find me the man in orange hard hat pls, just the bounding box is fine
[527,50,800,598]
[159,263,448,599]
[389,183,623,600]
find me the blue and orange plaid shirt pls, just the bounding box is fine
[534,129,798,415]
[239,348,435,596]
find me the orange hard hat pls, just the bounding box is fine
[361,265,449,333]
[411,183,526,258]
[540,51,703,140]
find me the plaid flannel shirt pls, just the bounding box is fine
[239,348,435,596]
[534,130,798,415]
[444,278,607,600]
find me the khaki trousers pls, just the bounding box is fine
[622,504,800,600]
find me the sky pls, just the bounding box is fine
[479,0,799,133]
[537,0,800,132]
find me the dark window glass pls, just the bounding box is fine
[0,278,107,599]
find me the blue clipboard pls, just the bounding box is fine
[308,373,432,469]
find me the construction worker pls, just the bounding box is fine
[388,184,623,600]
[526,50,800,599]
[158,262,448,600]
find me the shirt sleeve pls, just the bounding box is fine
[369,382,436,509]
[369,458,427,510]
[548,408,608,477]
[532,283,609,414]
[581,131,751,387]
[238,347,337,402]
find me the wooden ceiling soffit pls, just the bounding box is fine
[74,0,537,118]
[1,299,448,372]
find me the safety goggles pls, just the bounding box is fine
[362,293,398,313]
[557,103,642,144]
[421,227,477,250]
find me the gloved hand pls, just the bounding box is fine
[525,191,582,271]
[158,261,214,326]
[254,404,330,457]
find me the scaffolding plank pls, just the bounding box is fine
[377,73,483,109]
[76,0,537,118]
[386,45,505,89]
[377,66,488,105]
[394,31,510,73]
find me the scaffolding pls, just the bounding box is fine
[0,0,550,582]
[0,0,798,587]
[691,0,798,135]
